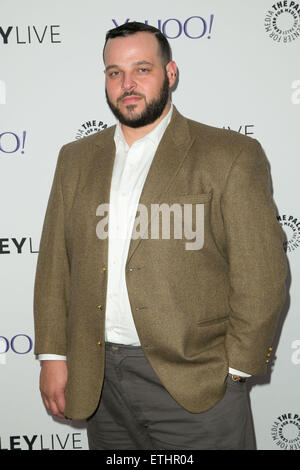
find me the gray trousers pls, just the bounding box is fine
[86,342,256,450]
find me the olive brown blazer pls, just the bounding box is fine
[34,106,287,419]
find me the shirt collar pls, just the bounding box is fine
[114,103,173,150]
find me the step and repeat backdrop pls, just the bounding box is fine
[1,0,299,451]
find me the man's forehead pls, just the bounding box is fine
[104,32,160,63]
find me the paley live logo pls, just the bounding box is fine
[0,432,83,450]
[112,15,215,39]
[0,25,61,45]
[0,237,38,255]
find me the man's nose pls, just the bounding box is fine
[121,72,137,91]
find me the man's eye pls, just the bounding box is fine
[109,71,119,77]
[138,68,150,73]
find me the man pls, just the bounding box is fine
[34,22,287,450]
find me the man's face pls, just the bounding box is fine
[104,32,172,128]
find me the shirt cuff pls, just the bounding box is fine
[229,367,251,378]
[38,354,67,361]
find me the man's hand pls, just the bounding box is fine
[40,360,68,419]
[228,373,247,383]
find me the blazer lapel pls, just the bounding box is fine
[85,126,116,268]
[86,107,195,267]
[90,125,116,206]
[126,106,195,263]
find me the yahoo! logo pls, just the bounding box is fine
[0,334,33,357]
[112,16,215,39]
[0,131,27,155]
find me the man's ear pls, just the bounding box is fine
[165,61,178,88]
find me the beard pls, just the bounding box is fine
[105,73,170,128]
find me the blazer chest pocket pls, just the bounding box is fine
[166,191,212,205]
[197,315,229,327]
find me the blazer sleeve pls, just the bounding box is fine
[33,146,70,356]
[221,139,287,375]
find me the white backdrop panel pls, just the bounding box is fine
[1,0,299,450]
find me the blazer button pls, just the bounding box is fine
[101,266,107,272]
[97,305,103,310]
[266,359,270,364]
[97,341,102,347]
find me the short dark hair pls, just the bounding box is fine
[103,21,172,66]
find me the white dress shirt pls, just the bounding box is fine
[104,104,173,344]
[38,104,250,378]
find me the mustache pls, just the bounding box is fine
[117,91,145,102]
